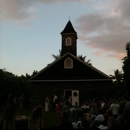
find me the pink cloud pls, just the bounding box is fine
[92,50,106,56]
[107,53,126,60]
[75,0,130,60]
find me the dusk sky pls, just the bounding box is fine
[0,0,130,76]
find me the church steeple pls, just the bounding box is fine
[61,21,78,56]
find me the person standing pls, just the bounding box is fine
[45,96,50,112]
[28,105,44,130]
[58,111,73,130]
[55,99,63,125]
[61,93,65,105]
[63,100,70,113]
[19,94,25,110]
[110,99,119,119]
[123,102,130,130]
[90,108,105,128]
[1,94,17,130]
[53,94,57,111]
[69,96,72,106]
[105,109,117,130]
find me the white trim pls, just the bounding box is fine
[28,79,112,82]
[64,57,73,68]
[66,37,71,46]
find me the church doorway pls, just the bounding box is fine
[64,89,79,106]
[64,90,71,100]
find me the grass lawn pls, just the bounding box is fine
[17,109,78,127]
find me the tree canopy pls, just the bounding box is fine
[52,50,92,65]
[0,69,38,106]
[122,42,130,95]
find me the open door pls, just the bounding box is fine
[64,90,72,100]
[64,89,79,106]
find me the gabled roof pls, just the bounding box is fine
[61,21,77,34]
[29,53,111,82]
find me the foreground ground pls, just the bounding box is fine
[0,109,78,130]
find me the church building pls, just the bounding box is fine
[28,21,112,107]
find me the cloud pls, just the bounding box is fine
[0,0,129,60]
[92,49,126,60]
[0,0,90,21]
[0,0,35,21]
[116,0,130,21]
[75,0,130,60]
[107,53,126,60]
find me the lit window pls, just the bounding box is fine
[64,57,73,68]
[66,37,71,46]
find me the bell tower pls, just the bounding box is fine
[61,21,78,56]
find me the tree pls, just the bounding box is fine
[52,50,92,65]
[78,55,86,61]
[52,50,62,60]
[78,55,92,65]
[31,70,38,77]
[110,69,123,92]
[122,42,130,97]
[0,68,32,106]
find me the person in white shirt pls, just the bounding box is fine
[45,96,50,112]
[110,99,119,119]
[90,108,105,128]
[101,100,105,108]
[53,94,57,103]
[52,94,57,111]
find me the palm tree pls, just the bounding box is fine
[52,50,62,60]
[78,55,86,61]
[78,55,92,65]
[110,69,123,92]
[52,51,92,65]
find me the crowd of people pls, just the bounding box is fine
[43,94,130,130]
[0,93,130,130]
[51,94,130,130]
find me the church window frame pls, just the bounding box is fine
[66,37,71,46]
[64,57,73,69]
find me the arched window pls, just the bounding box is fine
[64,57,73,68]
[66,37,71,46]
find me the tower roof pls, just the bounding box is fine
[61,21,77,34]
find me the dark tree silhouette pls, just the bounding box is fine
[31,70,38,77]
[110,69,123,92]
[0,68,33,107]
[52,50,62,60]
[122,42,130,97]
[78,55,92,65]
[52,50,92,65]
